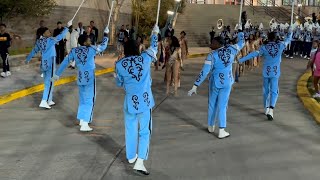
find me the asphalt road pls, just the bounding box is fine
[0,57,319,180]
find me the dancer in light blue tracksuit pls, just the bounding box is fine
[188,31,245,139]
[239,30,292,120]
[114,25,159,175]
[26,21,72,109]
[52,27,109,132]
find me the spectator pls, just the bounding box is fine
[117,25,127,59]
[0,23,12,78]
[307,40,320,98]
[126,24,130,37]
[137,36,146,54]
[312,13,317,24]
[180,31,188,70]
[65,25,79,69]
[90,21,98,44]
[241,11,247,30]
[84,26,95,44]
[130,26,135,40]
[76,22,85,35]
[165,24,174,37]
[209,26,215,43]
[53,21,66,64]
[155,33,164,71]
[36,20,46,64]
[36,20,46,40]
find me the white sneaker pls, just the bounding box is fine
[6,71,11,76]
[48,101,55,106]
[267,109,274,120]
[265,107,270,115]
[133,158,150,175]
[313,93,320,98]
[80,122,93,132]
[40,73,44,78]
[1,72,6,77]
[39,100,51,109]
[304,55,307,59]
[218,129,230,139]
[307,57,310,60]
[286,55,289,58]
[208,126,215,133]
[128,154,138,164]
[290,56,293,59]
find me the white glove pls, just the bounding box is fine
[188,85,197,96]
[51,74,60,82]
[67,20,73,28]
[152,25,160,34]
[104,27,109,34]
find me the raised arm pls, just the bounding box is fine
[56,50,75,77]
[282,31,293,47]
[239,50,260,63]
[53,27,69,43]
[230,32,245,53]
[95,36,109,53]
[144,25,159,62]
[26,42,40,63]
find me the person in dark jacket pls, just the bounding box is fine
[165,24,174,37]
[36,20,46,40]
[209,26,215,43]
[53,21,66,64]
[241,11,247,30]
[90,21,99,44]
[0,23,12,78]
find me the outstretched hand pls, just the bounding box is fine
[188,85,197,96]
[104,27,109,34]
[152,25,160,35]
[67,20,73,28]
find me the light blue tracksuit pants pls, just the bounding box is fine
[124,102,152,161]
[208,79,232,128]
[263,77,279,108]
[77,79,96,123]
[42,58,55,102]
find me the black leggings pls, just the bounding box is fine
[1,52,9,72]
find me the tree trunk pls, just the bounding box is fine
[111,3,121,45]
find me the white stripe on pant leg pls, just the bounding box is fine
[145,109,152,159]
[5,53,9,67]
[89,78,96,123]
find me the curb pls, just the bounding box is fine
[0,68,114,106]
[297,71,320,124]
[0,52,208,106]
[188,53,208,58]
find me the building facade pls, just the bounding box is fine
[189,0,320,6]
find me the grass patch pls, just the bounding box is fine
[9,47,33,56]
[307,76,320,103]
